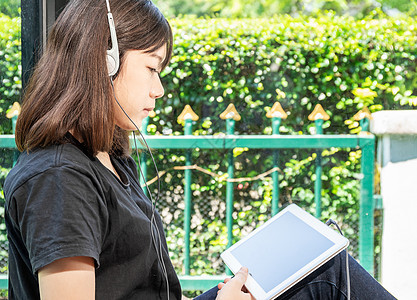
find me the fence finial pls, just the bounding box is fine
[353,107,372,121]
[308,104,330,121]
[267,102,287,119]
[178,105,199,123]
[6,102,21,119]
[220,103,241,121]
[353,106,372,134]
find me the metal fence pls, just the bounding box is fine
[137,102,376,290]
[0,102,376,291]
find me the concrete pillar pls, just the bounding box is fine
[22,0,42,88]
[22,0,70,89]
[371,110,417,300]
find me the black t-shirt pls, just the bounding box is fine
[4,141,182,299]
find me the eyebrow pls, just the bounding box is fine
[149,53,164,67]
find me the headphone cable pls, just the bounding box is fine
[326,219,350,300]
[110,78,170,300]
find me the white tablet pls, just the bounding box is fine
[221,204,349,300]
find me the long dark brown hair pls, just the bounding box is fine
[16,0,173,156]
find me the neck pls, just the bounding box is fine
[96,151,120,180]
[68,129,83,143]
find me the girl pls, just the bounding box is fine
[4,0,396,299]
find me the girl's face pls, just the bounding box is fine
[112,46,166,130]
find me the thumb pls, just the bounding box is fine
[232,267,249,286]
[216,267,252,300]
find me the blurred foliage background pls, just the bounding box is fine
[147,13,417,285]
[0,0,18,18]
[0,0,417,297]
[153,0,417,18]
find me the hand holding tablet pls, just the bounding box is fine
[216,267,255,300]
[221,204,349,300]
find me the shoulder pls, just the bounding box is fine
[4,143,96,199]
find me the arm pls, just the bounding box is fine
[38,256,95,300]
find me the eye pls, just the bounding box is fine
[148,67,160,74]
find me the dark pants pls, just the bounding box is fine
[194,251,397,300]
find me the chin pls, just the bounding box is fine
[117,121,142,131]
[115,114,145,131]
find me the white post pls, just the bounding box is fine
[371,110,417,300]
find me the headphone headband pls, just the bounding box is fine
[105,0,111,12]
[106,0,120,77]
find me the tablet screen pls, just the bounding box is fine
[230,211,335,293]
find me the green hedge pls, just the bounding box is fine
[151,11,417,278]
[0,10,417,282]
[157,10,417,137]
[0,13,20,134]
[0,15,20,288]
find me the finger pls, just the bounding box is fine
[217,282,225,290]
[234,267,249,285]
[223,277,231,284]
[228,267,248,288]
[239,293,253,300]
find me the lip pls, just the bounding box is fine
[142,107,155,117]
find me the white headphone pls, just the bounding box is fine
[105,0,120,76]
[104,2,170,298]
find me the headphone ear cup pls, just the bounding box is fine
[106,11,119,77]
[107,54,117,76]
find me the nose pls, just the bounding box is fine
[150,76,164,99]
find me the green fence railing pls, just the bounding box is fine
[0,102,376,291]
[137,103,376,290]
